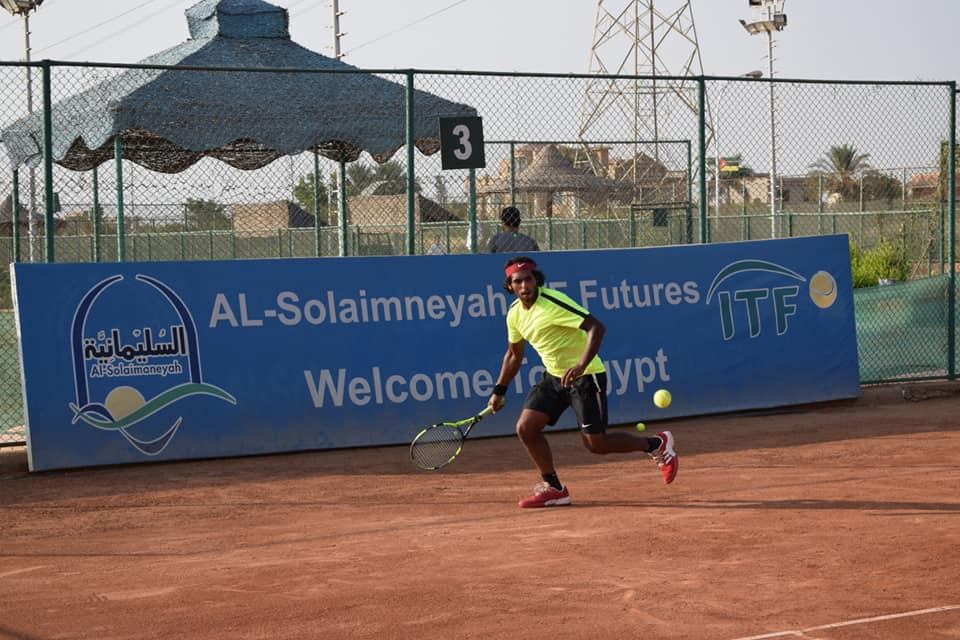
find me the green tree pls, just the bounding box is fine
[860,170,903,206]
[937,140,960,202]
[850,239,908,287]
[184,198,231,231]
[346,160,421,195]
[292,173,330,222]
[809,144,871,202]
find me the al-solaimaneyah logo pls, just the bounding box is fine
[68,274,236,456]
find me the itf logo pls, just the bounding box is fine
[705,259,839,340]
[68,274,236,455]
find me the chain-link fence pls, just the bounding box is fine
[0,61,956,444]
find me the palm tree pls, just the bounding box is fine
[809,144,871,201]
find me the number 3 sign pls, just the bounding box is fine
[438,116,486,170]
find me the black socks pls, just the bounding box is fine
[542,472,563,491]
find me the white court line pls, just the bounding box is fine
[0,565,49,579]
[730,605,960,640]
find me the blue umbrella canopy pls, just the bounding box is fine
[1,0,476,173]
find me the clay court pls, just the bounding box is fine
[1,381,958,639]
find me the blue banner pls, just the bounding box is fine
[12,234,859,471]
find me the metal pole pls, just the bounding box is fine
[338,160,347,256]
[331,0,345,255]
[697,77,708,244]
[686,141,693,244]
[509,141,516,206]
[11,169,20,262]
[947,83,956,378]
[405,70,415,255]
[332,0,344,60]
[115,135,125,261]
[715,91,722,223]
[469,168,477,253]
[41,60,53,262]
[24,13,37,262]
[92,165,101,262]
[313,148,322,257]
[767,27,777,239]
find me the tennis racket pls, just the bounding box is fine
[409,402,503,471]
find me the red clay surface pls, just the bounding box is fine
[1,382,959,640]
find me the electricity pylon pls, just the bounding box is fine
[577,0,712,193]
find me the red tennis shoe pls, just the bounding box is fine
[652,431,679,484]
[518,482,571,508]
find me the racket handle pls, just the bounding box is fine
[477,397,506,419]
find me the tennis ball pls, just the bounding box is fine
[635,422,646,432]
[653,389,672,409]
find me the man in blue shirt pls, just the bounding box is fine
[488,206,540,253]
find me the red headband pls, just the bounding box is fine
[505,261,536,277]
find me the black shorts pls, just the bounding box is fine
[523,371,608,434]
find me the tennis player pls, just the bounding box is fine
[488,256,678,508]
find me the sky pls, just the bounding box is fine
[0,0,957,82]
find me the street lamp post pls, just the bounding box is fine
[740,0,787,239]
[2,0,44,262]
[714,70,763,221]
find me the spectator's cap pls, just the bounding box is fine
[500,206,522,227]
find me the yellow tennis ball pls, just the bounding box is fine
[653,389,672,409]
[635,422,646,432]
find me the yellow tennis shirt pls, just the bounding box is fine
[506,287,606,378]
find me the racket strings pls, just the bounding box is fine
[410,425,464,469]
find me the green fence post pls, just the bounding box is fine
[11,169,20,263]
[509,141,516,206]
[742,182,750,241]
[338,160,348,257]
[313,148,322,257]
[697,76,708,243]
[817,175,823,234]
[940,200,946,275]
[468,168,477,253]
[92,165,101,262]
[901,167,907,211]
[405,70,415,256]
[947,82,956,378]
[41,60,54,262]
[686,140,693,244]
[114,135,125,262]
